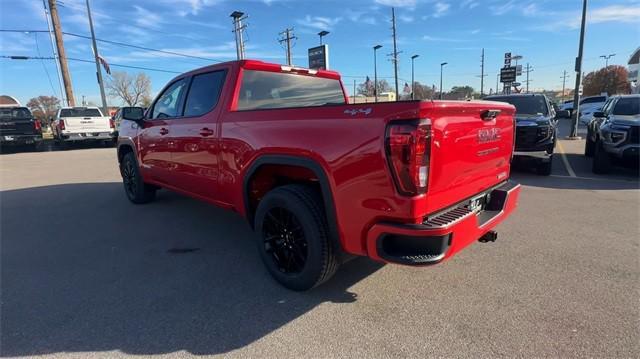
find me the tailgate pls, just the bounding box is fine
[421,101,515,214]
[0,119,37,136]
[62,116,111,132]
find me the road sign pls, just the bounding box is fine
[516,65,522,76]
[512,82,521,87]
[308,44,329,70]
[504,52,512,67]
[500,66,517,83]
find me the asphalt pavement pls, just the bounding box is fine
[1,121,638,358]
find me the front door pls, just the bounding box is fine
[139,77,188,184]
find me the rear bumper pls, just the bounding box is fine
[0,134,43,145]
[59,131,115,141]
[366,180,521,266]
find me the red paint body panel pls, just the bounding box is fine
[121,59,520,263]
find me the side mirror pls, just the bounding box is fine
[593,111,605,118]
[556,110,570,118]
[121,107,145,125]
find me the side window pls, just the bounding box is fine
[183,70,227,117]
[151,79,188,119]
[601,98,615,115]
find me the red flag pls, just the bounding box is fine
[98,54,111,75]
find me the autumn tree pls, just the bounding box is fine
[444,86,477,100]
[583,66,631,96]
[357,79,392,96]
[412,82,436,100]
[26,95,60,121]
[106,71,152,106]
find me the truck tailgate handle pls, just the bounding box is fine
[199,128,214,137]
[159,127,169,135]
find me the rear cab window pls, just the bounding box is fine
[580,96,606,105]
[236,70,346,111]
[487,96,548,116]
[0,107,33,121]
[60,108,102,117]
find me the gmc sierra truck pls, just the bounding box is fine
[0,107,43,150]
[52,106,116,146]
[117,60,521,290]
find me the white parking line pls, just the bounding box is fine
[556,141,577,177]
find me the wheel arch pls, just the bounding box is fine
[243,155,343,253]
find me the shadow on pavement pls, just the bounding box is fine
[0,140,115,155]
[1,183,383,356]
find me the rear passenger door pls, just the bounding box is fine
[167,70,228,201]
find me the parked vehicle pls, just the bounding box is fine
[559,99,574,117]
[585,95,640,173]
[116,60,521,290]
[578,95,608,125]
[0,107,43,149]
[52,106,116,146]
[484,94,567,175]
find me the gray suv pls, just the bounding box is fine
[585,95,640,174]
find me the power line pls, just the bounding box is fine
[1,55,181,74]
[33,32,58,98]
[0,29,223,63]
[278,27,297,66]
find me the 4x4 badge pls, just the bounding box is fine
[344,108,372,116]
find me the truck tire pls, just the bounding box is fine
[120,152,156,204]
[592,140,611,174]
[254,184,339,291]
[536,157,552,176]
[584,136,595,157]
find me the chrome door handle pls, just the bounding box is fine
[199,128,214,137]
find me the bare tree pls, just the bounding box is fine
[106,71,152,106]
[26,95,60,121]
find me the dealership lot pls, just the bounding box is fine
[1,120,638,358]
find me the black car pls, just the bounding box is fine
[585,95,640,174]
[0,107,43,150]
[484,94,568,175]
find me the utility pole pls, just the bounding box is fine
[524,63,533,93]
[278,28,297,66]
[86,0,108,116]
[478,48,486,97]
[230,11,247,60]
[496,73,500,95]
[373,45,382,102]
[353,80,356,104]
[42,0,65,104]
[439,62,447,99]
[47,0,75,106]
[390,7,400,100]
[560,70,569,102]
[569,0,587,139]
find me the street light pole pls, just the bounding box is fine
[599,53,616,67]
[411,54,419,100]
[318,30,329,45]
[439,62,447,100]
[569,0,588,140]
[373,45,382,102]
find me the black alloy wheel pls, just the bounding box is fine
[262,207,308,274]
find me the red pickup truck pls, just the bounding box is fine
[117,60,520,290]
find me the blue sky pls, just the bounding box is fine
[1,0,639,105]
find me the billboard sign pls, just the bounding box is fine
[500,66,517,83]
[308,45,329,70]
[504,52,512,66]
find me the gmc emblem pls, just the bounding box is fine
[477,128,501,143]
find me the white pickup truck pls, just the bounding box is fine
[52,106,116,145]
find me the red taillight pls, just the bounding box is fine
[34,120,42,131]
[59,119,65,131]
[109,117,115,129]
[385,120,431,196]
